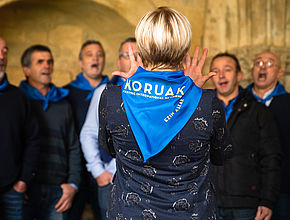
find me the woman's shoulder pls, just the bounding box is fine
[199,88,218,105]
[105,84,122,94]
[102,84,123,105]
[201,88,216,98]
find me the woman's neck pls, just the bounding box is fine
[147,66,178,71]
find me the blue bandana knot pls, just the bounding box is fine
[19,81,69,111]
[70,73,108,100]
[247,82,287,103]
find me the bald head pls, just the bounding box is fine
[251,51,283,93]
[255,51,281,68]
[0,37,8,79]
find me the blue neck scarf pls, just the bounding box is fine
[114,76,125,86]
[247,82,287,104]
[70,73,108,100]
[122,67,203,162]
[0,74,9,95]
[221,87,241,122]
[19,81,69,111]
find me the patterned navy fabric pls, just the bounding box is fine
[98,85,232,219]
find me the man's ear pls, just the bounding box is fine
[78,60,83,69]
[237,71,244,83]
[117,58,121,70]
[23,67,30,77]
[277,68,284,79]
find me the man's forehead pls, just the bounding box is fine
[83,44,103,53]
[212,56,236,66]
[255,52,278,61]
[121,42,137,52]
[31,51,53,60]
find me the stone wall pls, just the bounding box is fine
[0,0,289,91]
[203,0,290,90]
[0,0,206,86]
[0,0,136,86]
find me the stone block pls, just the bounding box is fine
[48,25,83,49]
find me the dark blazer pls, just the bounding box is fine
[0,85,39,192]
[213,88,282,210]
[269,93,290,195]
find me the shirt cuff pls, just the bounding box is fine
[69,183,78,191]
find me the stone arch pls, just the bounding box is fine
[0,0,135,85]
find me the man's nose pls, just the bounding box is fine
[219,71,225,78]
[260,63,267,70]
[44,61,51,68]
[92,54,99,61]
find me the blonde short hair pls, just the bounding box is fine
[135,7,192,70]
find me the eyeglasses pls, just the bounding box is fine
[254,60,276,68]
[119,52,138,60]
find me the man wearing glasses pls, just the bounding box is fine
[248,52,286,106]
[210,52,281,220]
[80,38,136,220]
[248,51,290,219]
[65,40,109,220]
[110,37,137,85]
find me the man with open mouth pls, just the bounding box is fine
[77,38,137,220]
[65,40,112,220]
[248,51,290,220]
[211,52,281,220]
[19,45,81,220]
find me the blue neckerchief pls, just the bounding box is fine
[0,74,9,95]
[221,87,241,122]
[70,74,111,163]
[70,73,108,100]
[19,81,69,111]
[247,82,287,104]
[110,75,125,86]
[122,66,203,162]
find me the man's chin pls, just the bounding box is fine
[89,73,103,80]
[217,87,230,95]
[254,81,269,90]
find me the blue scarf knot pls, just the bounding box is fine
[247,82,287,104]
[122,67,203,162]
[70,73,109,100]
[0,74,9,95]
[19,81,69,111]
[110,75,125,86]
